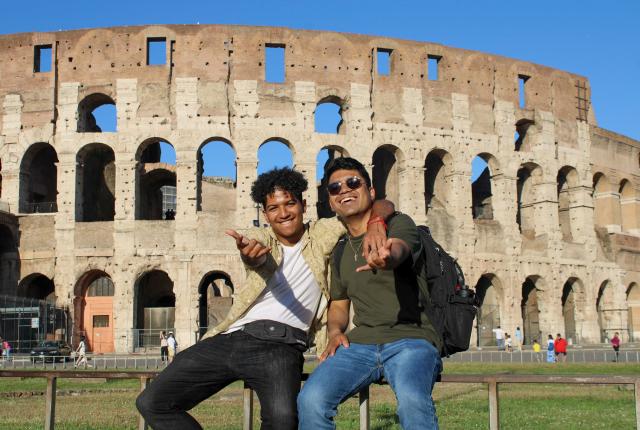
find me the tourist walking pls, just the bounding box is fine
[74,336,89,368]
[611,332,621,362]
[1,339,11,361]
[160,331,169,363]
[554,333,568,363]
[167,332,177,363]
[546,334,555,363]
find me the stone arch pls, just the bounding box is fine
[197,138,236,212]
[596,280,617,342]
[627,282,640,342]
[314,96,344,134]
[133,270,175,349]
[561,277,586,344]
[257,138,295,174]
[19,142,58,214]
[76,143,116,222]
[0,224,19,295]
[197,271,234,337]
[474,273,503,347]
[18,273,55,302]
[135,138,177,220]
[372,144,404,203]
[316,145,350,219]
[516,162,543,237]
[619,179,635,233]
[557,165,579,242]
[77,93,116,132]
[73,270,115,353]
[424,148,454,246]
[471,153,499,220]
[592,172,615,228]
[514,119,537,152]
[521,275,543,345]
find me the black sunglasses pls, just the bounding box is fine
[327,176,364,196]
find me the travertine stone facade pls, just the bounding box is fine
[0,25,638,352]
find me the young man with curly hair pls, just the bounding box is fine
[137,166,393,430]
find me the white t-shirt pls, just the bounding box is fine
[493,328,504,340]
[167,336,177,350]
[226,241,321,333]
[78,340,86,354]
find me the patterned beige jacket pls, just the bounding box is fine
[200,217,346,353]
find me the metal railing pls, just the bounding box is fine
[1,370,638,430]
[22,201,57,213]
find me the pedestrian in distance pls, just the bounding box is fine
[1,339,11,361]
[493,325,505,351]
[505,334,513,352]
[159,331,169,363]
[515,326,524,351]
[611,332,621,362]
[74,336,89,368]
[532,339,541,362]
[546,334,555,363]
[167,332,177,364]
[554,333,568,363]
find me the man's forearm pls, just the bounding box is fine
[327,301,350,336]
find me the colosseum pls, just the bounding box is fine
[0,25,638,354]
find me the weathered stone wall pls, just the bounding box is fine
[0,25,638,351]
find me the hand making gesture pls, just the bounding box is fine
[225,229,272,267]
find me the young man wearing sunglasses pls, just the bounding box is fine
[298,157,442,430]
[137,167,393,430]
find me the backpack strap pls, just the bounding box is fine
[332,234,348,279]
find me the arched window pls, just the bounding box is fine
[521,276,541,345]
[19,143,58,214]
[314,98,343,134]
[197,139,236,212]
[87,276,115,297]
[372,145,400,203]
[557,166,579,242]
[257,139,293,174]
[627,283,640,342]
[471,154,497,220]
[514,119,535,151]
[76,143,115,222]
[77,93,117,132]
[597,281,617,342]
[516,163,542,237]
[18,273,55,302]
[135,139,177,220]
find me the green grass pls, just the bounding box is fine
[0,363,637,429]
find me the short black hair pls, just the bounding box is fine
[251,167,308,208]
[323,157,371,187]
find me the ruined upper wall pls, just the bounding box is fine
[0,25,594,134]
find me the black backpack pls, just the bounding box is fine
[332,223,478,357]
[414,225,478,357]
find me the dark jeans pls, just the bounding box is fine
[160,346,168,361]
[136,330,304,430]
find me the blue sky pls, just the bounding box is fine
[3,0,638,181]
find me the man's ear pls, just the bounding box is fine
[369,186,376,201]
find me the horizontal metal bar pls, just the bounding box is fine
[1,370,638,385]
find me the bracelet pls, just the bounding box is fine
[367,216,387,230]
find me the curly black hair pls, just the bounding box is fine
[251,167,308,208]
[323,157,371,187]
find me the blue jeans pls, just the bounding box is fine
[298,338,442,430]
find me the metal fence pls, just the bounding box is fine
[131,328,175,351]
[444,348,640,363]
[0,295,69,353]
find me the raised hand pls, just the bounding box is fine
[225,229,271,267]
[362,220,387,262]
[356,238,393,272]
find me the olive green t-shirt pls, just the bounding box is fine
[330,213,439,346]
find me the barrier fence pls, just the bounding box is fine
[1,370,639,430]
